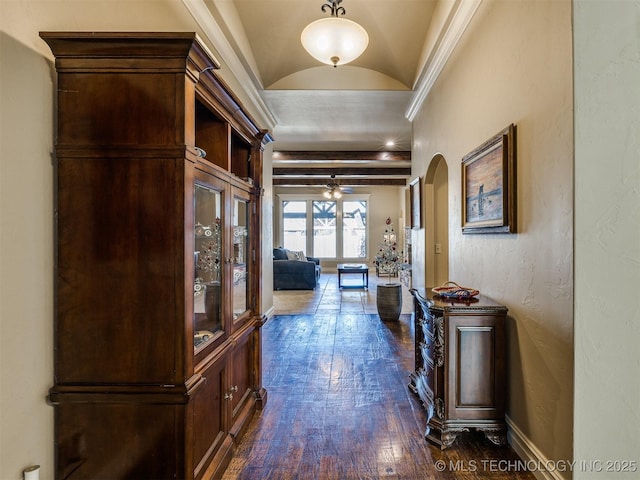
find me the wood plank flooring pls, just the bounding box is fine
[270,272,414,316]
[222,310,535,479]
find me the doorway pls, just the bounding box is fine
[424,155,449,288]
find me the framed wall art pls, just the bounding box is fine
[410,177,421,229]
[461,124,516,234]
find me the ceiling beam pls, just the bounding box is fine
[272,151,411,162]
[273,178,407,187]
[273,167,411,176]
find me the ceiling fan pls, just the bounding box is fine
[323,174,353,199]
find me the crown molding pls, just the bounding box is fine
[406,0,483,121]
[182,0,277,131]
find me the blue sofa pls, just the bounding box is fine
[273,248,321,290]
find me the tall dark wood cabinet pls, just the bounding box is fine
[409,289,508,449]
[40,32,272,479]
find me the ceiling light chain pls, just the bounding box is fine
[321,0,346,17]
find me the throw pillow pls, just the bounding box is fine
[284,249,307,261]
[285,249,299,260]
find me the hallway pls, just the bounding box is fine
[222,279,534,479]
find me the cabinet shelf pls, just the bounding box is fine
[195,98,255,181]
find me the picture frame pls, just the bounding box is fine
[410,177,421,229]
[461,124,516,234]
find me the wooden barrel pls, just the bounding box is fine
[376,283,402,321]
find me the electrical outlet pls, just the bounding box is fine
[435,244,441,254]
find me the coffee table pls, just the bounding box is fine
[337,263,369,289]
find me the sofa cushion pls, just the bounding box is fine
[273,259,318,290]
[273,247,288,260]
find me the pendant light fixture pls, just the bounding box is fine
[301,0,369,67]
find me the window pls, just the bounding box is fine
[278,195,369,259]
[313,201,336,257]
[342,200,367,258]
[282,200,307,251]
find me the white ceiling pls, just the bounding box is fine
[181,0,481,183]
[261,89,415,151]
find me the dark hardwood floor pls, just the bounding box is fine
[222,313,534,479]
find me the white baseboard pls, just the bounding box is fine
[263,305,275,322]
[506,415,568,480]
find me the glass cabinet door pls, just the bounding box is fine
[232,197,250,319]
[193,184,223,351]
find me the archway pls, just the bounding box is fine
[423,154,449,288]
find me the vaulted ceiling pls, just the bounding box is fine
[181,0,481,187]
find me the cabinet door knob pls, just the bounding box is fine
[224,392,233,401]
[230,385,238,392]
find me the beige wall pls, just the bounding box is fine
[1,31,55,480]
[261,145,275,316]
[411,0,574,472]
[573,1,640,477]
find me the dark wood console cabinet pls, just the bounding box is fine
[40,32,272,479]
[409,289,508,449]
